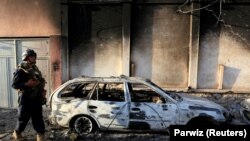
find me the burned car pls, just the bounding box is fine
[48,75,230,134]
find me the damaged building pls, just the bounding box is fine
[0,0,250,123]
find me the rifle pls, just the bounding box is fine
[19,62,47,105]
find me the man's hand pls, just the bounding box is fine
[25,79,39,87]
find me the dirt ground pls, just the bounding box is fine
[0,108,169,141]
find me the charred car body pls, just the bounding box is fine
[49,75,231,134]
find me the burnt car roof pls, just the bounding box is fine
[68,75,152,83]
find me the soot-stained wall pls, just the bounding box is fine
[131,4,190,88]
[69,5,123,78]
[198,4,250,91]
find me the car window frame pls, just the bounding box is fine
[57,81,97,99]
[89,81,127,102]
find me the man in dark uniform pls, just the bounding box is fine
[12,49,47,141]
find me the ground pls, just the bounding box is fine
[0,108,169,141]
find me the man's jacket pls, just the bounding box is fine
[12,62,46,106]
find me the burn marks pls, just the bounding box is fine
[189,106,221,113]
[130,111,146,120]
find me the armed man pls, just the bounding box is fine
[11,49,47,141]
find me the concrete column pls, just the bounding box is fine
[217,64,224,90]
[61,36,69,82]
[122,4,131,76]
[50,35,63,91]
[61,0,69,82]
[188,3,200,89]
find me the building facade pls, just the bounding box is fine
[0,0,250,108]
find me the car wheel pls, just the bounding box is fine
[73,116,95,134]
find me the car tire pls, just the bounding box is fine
[73,116,95,134]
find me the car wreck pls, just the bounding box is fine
[48,75,231,134]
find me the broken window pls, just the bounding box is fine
[59,82,95,98]
[90,82,125,102]
[128,83,166,104]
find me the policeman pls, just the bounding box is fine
[12,49,47,141]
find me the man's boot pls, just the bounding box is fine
[36,133,46,141]
[12,130,25,141]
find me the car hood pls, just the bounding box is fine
[176,93,226,110]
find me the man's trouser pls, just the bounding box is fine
[15,104,45,134]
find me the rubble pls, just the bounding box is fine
[239,98,250,124]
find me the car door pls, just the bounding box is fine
[88,82,129,130]
[50,81,96,126]
[127,82,179,130]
